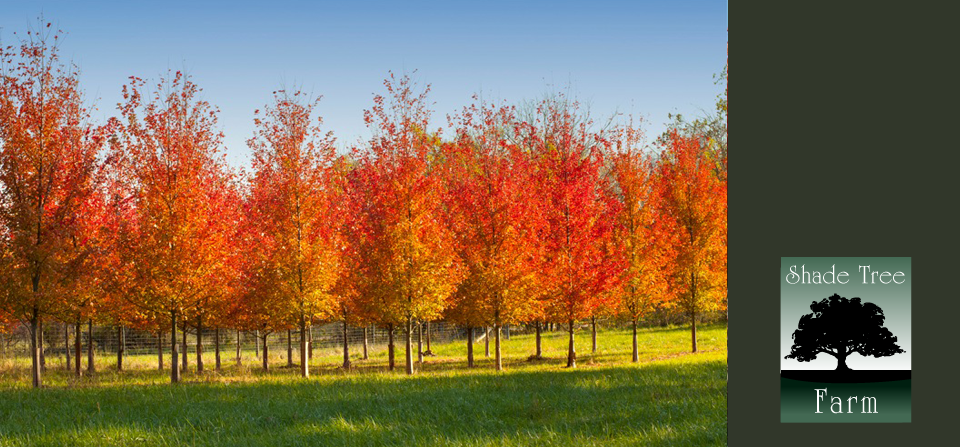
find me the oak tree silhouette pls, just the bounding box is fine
[785,293,904,371]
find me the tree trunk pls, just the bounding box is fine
[484,326,490,357]
[29,309,41,388]
[255,329,260,359]
[836,354,851,371]
[261,332,269,371]
[566,319,576,368]
[286,329,293,367]
[424,321,432,355]
[171,312,180,383]
[215,327,221,372]
[75,320,82,377]
[362,326,369,360]
[301,320,310,377]
[236,329,242,366]
[87,319,95,373]
[405,317,414,375]
[467,326,474,368]
[387,323,395,371]
[691,312,698,353]
[308,325,314,361]
[117,325,124,372]
[181,326,188,372]
[504,324,510,340]
[65,323,71,371]
[158,331,164,370]
[342,321,351,370]
[417,321,424,364]
[39,319,45,372]
[591,316,597,353]
[632,319,639,362]
[534,321,542,359]
[494,324,503,371]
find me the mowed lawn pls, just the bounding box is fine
[0,324,727,446]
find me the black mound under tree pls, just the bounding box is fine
[785,293,904,371]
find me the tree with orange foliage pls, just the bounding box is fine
[111,71,230,383]
[443,99,542,371]
[608,124,674,362]
[0,23,107,387]
[521,95,624,368]
[246,90,341,377]
[657,131,727,353]
[351,73,462,375]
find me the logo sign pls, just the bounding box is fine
[781,257,911,423]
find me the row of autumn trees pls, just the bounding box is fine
[0,27,727,388]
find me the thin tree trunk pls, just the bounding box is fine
[181,326,188,373]
[158,331,164,370]
[567,319,576,368]
[342,321,350,369]
[215,327,221,372]
[117,325,124,372]
[286,329,293,367]
[534,321,542,359]
[87,319,95,373]
[494,323,503,371]
[29,309,41,388]
[504,324,510,340]
[591,316,597,353]
[75,320,82,377]
[262,332,269,371]
[424,321,432,355]
[255,329,260,359]
[65,323,71,371]
[362,326,369,360]
[236,329,242,366]
[632,319,639,362]
[171,312,180,383]
[467,326,474,368]
[484,326,490,357]
[301,320,310,377]
[417,321,423,364]
[691,312,698,353]
[39,319,45,372]
[387,323,395,371]
[405,317,414,375]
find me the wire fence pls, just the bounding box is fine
[0,320,539,367]
[0,309,725,368]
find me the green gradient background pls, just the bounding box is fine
[781,257,911,371]
[780,378,911,423]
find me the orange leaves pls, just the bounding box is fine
[243,90,341,330]
[0,26,106,322]
[111,71,236,324]
[657,131,728,315]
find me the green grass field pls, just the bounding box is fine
[0,324,727,446]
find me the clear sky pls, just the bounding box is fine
[2,0,728,168]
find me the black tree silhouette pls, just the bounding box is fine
[785,294,904,370]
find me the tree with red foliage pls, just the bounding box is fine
[521,95,624,368]
[443,99,542,371]
[246,90,341,377]
[350,73,462,375]
[111,71,230,383]
[607,124,675,362]
[0,23,107,387]
[657,131,727,353]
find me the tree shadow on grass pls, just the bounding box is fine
[0,358,727,446]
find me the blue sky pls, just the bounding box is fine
[2,1,727,168]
